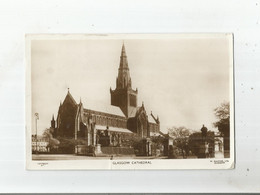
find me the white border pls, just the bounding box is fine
[1,0,260,192]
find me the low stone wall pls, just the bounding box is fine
[75,145,94,156]
[101,147,135,156]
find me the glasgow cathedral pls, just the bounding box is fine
[50,44,166,156]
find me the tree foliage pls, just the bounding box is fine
[188,131,215,157]
[168,126,191,158]
[213,102,230,136]
[42,128,60,148]
[188,132,202,156]
[151,135,165,145]
[213,101,230,156]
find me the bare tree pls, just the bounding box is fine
[213,101,230,157]
[168,126,191,158]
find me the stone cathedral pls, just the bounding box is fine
[51,44,162,155]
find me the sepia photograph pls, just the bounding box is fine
[26,34,234,169]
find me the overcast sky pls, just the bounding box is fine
[30,34,232,135]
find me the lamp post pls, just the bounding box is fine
[35,113,39,153]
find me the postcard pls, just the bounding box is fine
[26,34,234,169]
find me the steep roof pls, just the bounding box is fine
[129,107,137,117]
[148,114,156,123]
[63,89,77,105]
[83,99,125,117]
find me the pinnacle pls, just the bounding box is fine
[120,43,129,69]
[121,43,126,55]
[121,43,127,58]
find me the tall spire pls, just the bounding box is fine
[110,43,138,118]
[117,43,131,89]
[120,43,128,69]
[119,43,129,70]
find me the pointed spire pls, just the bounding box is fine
[79,97,82,105]
[121,43,126,57]
[120,43,129,69]
[116,43,132,89]
[67,88,70,93]
[51,114,55,128]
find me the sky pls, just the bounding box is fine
[30,34,232,135]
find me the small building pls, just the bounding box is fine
[31,135,49,153]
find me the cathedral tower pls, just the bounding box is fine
[110,44,138,118]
